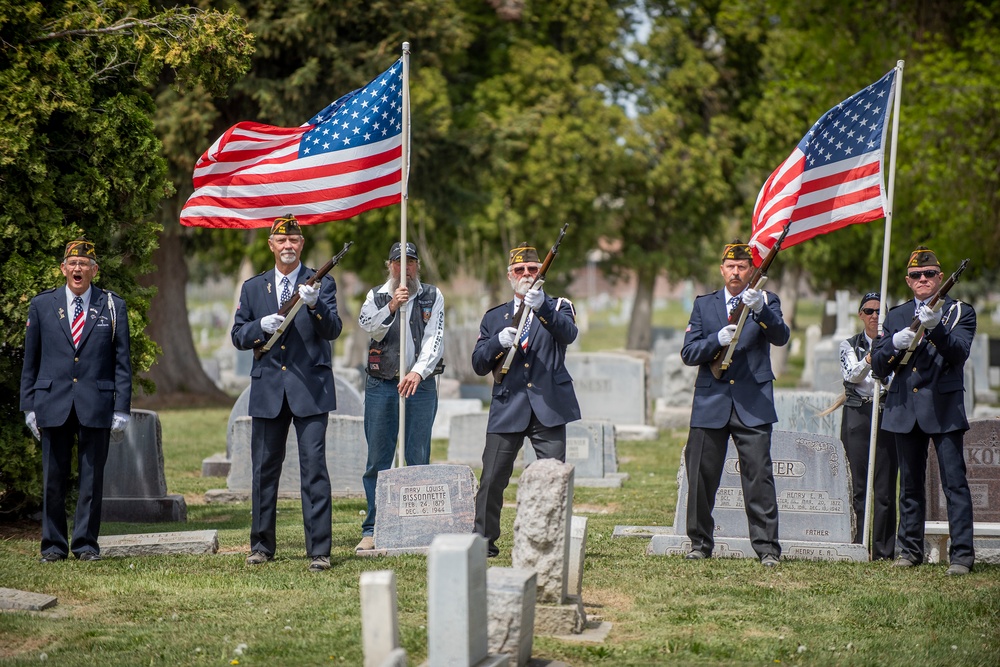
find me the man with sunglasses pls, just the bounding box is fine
[872,246,976,575]
[680,240,789,568]
[839,292,898,560]
[471,242,581,558]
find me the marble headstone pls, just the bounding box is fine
[360,464,479,556]
[103,410,186,523]
[523,420,608,479]
[221,414,366,499]
[645,430,867,561]
[926,418,1000,523]
[431,398,484,440]
[565,352,647,426]
[773,390,843,438]
[446,412,490,465]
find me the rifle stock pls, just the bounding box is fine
[709,224,790,380]
[491,224,569,383]
[253,241,353,360]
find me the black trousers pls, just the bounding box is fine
[474,413,565,556]
[894,427,974,567]
[40,406,109,558]
[684,407,780,559]
[250,397,331,557]
[841,402,898,560]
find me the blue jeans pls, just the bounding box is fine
[362,375,438,535]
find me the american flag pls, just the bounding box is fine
[180,59,404,228]
[748,68,897,264]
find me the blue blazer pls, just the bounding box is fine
[20,287,132,429]
[681,289,790,429]
[871,296,975,434]
[472,295,581,433]
[231,267,342,418]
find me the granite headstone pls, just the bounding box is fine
[773,390,843,438]
[926,418,1000,523]
[565,352,647,426]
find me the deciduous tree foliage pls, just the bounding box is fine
[0,0,252,514]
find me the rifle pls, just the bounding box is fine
[491,224,569,383]
[887,258,969,372]
[709,224,791,380]
[254,241,353,360]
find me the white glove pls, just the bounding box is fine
[741,288,764,314]
[717,324,738,347]
[261,314,285,334]
[298,283,319,308]
[25,411,40,441]
[523,288,545,311]
[498,326,518,348]
[111,411,130,434]
[892,328,916,350]
[917,304,942,331]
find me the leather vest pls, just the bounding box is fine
[366,284,445,379]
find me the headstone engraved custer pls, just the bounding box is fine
[645,430,867,561]
[358,464,479,556]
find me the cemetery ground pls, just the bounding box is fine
[2,411,998,666]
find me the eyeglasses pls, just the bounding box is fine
[907,269,940,280]
[861,307,880,316]
[512,265,539,276]
[64,260,92,269]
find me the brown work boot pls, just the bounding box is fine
[355,536,375,552]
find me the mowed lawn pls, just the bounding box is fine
[1,407,998,666]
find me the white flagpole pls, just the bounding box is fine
[863,59,904,555]
[396,42,411,469]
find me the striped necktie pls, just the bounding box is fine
[71,296,84,347]
[727,295,740,317]
[519,311,533,352]
[279,276,291,307]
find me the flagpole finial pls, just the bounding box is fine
[402,42,410,54]
[896,59,904,70]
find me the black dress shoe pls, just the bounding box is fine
[78,552,101,562]
[39,553,66,563]
[684,550,707,560]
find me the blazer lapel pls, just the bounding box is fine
[51,290,74,347]
[714,290,729,328]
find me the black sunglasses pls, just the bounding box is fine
[860,307,880,315]
[908,269,940,280]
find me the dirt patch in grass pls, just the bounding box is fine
[0,518,41,541]
[574,503,620,514]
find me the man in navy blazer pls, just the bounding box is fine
[680,240,789,567]
[471,242,581,557]
[871,246,975,575]
[231,215,343,572]
[21,238,132,562]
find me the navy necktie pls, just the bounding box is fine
[727,295,740,317]
[279,276,291,307]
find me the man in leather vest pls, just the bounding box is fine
[872,246,976,575]
[21,238,132,563]
[839,292,897,560]
[471,242,581,558]
[356,241,445,552]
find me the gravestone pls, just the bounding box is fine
[216,414,366,501]
[512,459,585,635]
[927,418,1000,523]
[357,464,479,557]
[427,534,508,667]
[487,568,537,667]
[644,430,867,561]
[0,588,57,612]
[565,352,647,426]
[567,516,588,600]
[103,410,186,523]
[773,390,842,439]
[432,399,484,440]
[360,570,400,667]
[447,412,490,465]
[523,420,624,487]
[98,530,218,557]
[970,335,996,404]
[205,372,364,477]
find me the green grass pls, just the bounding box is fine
[2,410,998,666]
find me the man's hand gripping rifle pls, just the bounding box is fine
[253,241,353,360]
[492,224,569,384]
[710,224,790,380]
